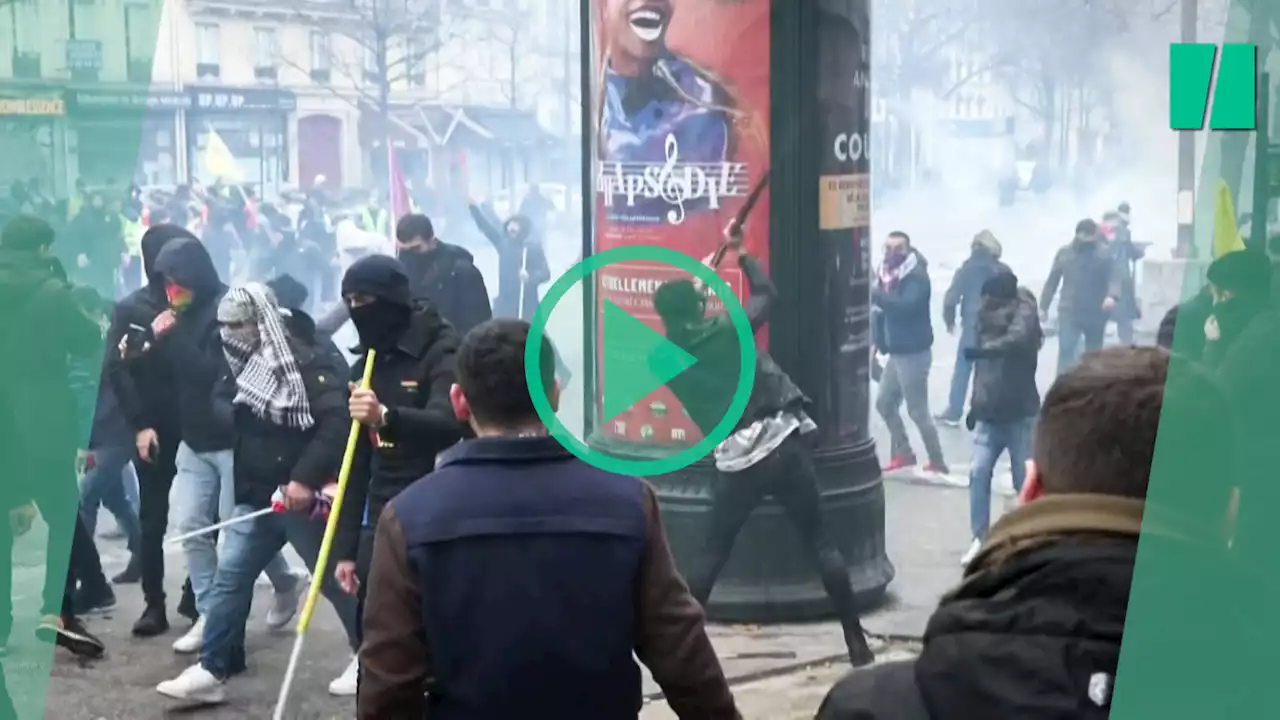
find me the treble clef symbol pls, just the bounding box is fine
[658,134,688,225]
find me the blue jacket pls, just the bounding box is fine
[357,436,736,720]
[942,250,1009,343]
[872,249,934,355]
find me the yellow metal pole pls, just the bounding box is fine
[273,349,376,720]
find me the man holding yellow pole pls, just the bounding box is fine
[329,255,468,687]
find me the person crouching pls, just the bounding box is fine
[156,283,360,703]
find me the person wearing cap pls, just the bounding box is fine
[1041,218,1122,373]
[156,282,359,703]
[329,255,469,675]
[937,230,1009,427]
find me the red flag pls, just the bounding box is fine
[387,140,411,247]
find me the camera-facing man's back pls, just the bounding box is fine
[358,318,739,720]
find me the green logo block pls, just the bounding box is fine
[1170,43,1257,130]
[525,245,757,476]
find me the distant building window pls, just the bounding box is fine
[196,23,220,65]
[254,27,278,68]
[311,32,330,71]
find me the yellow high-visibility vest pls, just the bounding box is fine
[123,215,145,256]
[362,207,388,235]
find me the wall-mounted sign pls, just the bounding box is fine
[67,89,191,111]
[65,40,103,73]
[0,98,65,116]
[189,87,297,112]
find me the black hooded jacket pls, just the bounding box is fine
[398,240,493,336]
[151,236,233,452]
[0,244,102,507]
[335,300,468,564]
[964,285,1042,425]
[469,203,549,320]
[107,224,194,441]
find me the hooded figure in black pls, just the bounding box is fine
[62,192,121,299]
[149,237,231,452]
[107,224,194,635]
[468,201,550,319]
[331,254,468,650]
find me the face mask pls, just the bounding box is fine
[166,282,193,312]
[349,300,412,351]
[220,324,260,352]
[884,248,908,268]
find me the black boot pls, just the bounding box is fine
[131,603,169,638]
[177,578,197,622]
[845,628,875,668]
[72,583,117,616]
[111,555,141,585]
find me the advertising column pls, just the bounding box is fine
[588,0,771,450]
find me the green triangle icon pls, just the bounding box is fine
[601,299,697,423]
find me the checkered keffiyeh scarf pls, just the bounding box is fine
[217,283,314,429]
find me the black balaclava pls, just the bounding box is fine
[341,254,414,351]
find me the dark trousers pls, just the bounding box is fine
[137,442,178,607]
[0,507,105,641]
[684,435,867,651]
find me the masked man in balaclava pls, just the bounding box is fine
[330,255,468,672]
[157,283,360,702]
[147,237,304,655]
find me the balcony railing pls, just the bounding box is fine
[255,66,278,82]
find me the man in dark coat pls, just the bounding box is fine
[936,230,1009,426]
[106,224,194,636]
[358,318,738,719]
[395,213,492,335]
[0,215,109,658]
[959,270,1041,566]
[1041,218,1121,373]
[816,347,1269,720]
[330,255,468,670]
[873,231,947,473]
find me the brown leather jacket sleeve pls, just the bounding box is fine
[357,504,430,719]
[634,481,740,718]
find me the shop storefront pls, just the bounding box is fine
[187,86,295,195]
[66,88,189,188]
[0,91,67,194]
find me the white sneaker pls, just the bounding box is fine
[156,663,226,703]
[960,538,982,567]
[266,575,304,631]
[172,617,206,654]
[328,656,359,696]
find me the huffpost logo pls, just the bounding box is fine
[1170,43,1258,130]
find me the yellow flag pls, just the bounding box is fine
[203,128,244,183]
[1213,179,1246,259]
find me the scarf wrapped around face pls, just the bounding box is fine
[217,283,314,429]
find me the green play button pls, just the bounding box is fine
[600,299,697,422]
[525,244,757,476]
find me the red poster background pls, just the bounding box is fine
[590,0,770,448]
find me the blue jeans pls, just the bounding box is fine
[79,445,141,552]
[969,418,1034,539]
[1057,315,1106,374]
[171,442,296,616]
[942,332,975,420]
[200,505,360,679]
